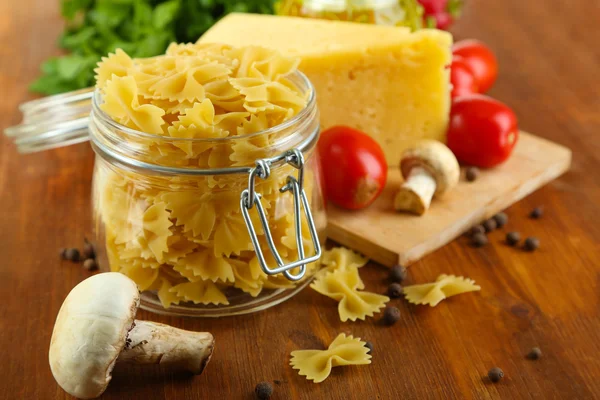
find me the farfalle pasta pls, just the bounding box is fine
[311,267,389,322]
[403,274,481,307]
[319,247,368,273]
[309,246,385,321]
[92,43,324,311]
[290,333,371,383]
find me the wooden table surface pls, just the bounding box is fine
[1,1,599,399]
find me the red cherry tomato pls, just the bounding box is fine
[452,40,498,93]
[450,56,478,98]
[318,126,387,210]
[447,95,518,168]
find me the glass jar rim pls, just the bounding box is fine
[89,70,320,176]
[91,70,316,145]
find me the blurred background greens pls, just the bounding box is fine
[31,0,276,95]
[31,0,460,95]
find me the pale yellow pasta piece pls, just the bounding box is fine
[169,280,229,305]
[165,42,202,57]
[101,76,165,134]
[207,142,234,169]
[95,49,134,88]
[131,257,161,269]
[225,46,299,81]
[213,214,258,257]
[281,213,314,256]
[320,247,368,272]
[149,98,195,114]
[204,79,246,112]
[163,235,198,264]
[403,274,481,307]
[256,214,294,259]
[229,77,306,116]
[290,333,371,383]
[175,249,235,283]
[120,264,160,291]
[160,191,216,240]
[167,43,238,67]
[311,268,389,322]
[157,278,181,309]
[214,111,251,135]
[230,122,271,166]
[167,100,228,156]
[132,70,164,98]
[142,202,173,261]
[150,58,231,102]
[231,259,264,297]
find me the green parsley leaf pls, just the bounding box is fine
[153,0,181,29]
[30,0,276,95]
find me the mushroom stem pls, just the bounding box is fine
[394,166,437,215]
[117,320,214,375]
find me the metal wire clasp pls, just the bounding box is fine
[240,149,322,281]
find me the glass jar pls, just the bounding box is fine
[90,71,327,317]
[276,0,422,28]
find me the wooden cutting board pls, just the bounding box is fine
[326,132,572,267]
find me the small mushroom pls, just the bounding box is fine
[394,140,459,215]
[49,273,214,399]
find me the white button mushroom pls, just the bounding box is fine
[49,272,214,399]
[394,140,460,215]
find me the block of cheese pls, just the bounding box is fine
[200,13,452,166]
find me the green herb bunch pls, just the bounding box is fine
[31,0,275,95]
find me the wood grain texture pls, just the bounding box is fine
[1,0,600,399]
[327,132,572,267]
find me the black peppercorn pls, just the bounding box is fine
[65,248,80,262]
[465,167,479,182]
[483,218,497,232]
[527,347,542,360]
[382,306,401,326]
[255,382,273,400]
[493,212,508,227]
[506,232,521,246]
[365,341,374,354]
[524,237,540,251]
[83,258,98,271]
[83,239,96,259]
[472,232,488,247]
[529,207,543,219]
[469,225,485,236]
[389,265,407,283]
[387,283,403,298]
[488,367,504,383]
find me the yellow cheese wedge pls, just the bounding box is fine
[200,13,452,166]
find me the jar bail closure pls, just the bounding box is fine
[241,148,321,281]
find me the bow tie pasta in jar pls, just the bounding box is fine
[90,43,326,317]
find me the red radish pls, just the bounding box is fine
[419,0,448,14]
[430,12,453,30]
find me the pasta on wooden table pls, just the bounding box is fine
[403,274,481,307]
[310,246,389,322]
[319,247,369,273]
[290,333,371,383]
[93,43,323,310]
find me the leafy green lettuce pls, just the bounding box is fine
[31,0,275,95]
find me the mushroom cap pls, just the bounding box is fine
[400,140,460,195]
[49,273,140,399]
